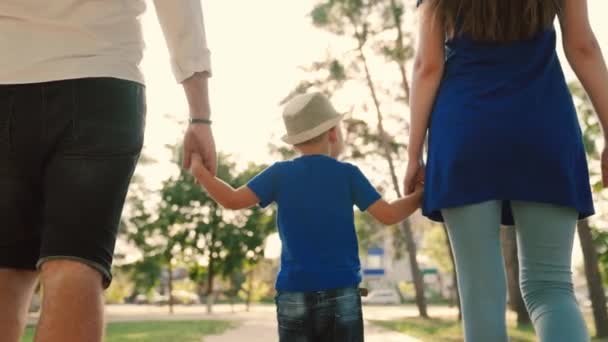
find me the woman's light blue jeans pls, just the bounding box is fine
[442,201,589,342]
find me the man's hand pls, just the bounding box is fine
[183,123,217,175]
[181,72,215,173]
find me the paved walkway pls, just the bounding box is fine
[205,312,419,342]
[28,304,442,341]
[204,308,421,342]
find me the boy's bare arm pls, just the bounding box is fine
[367,186,423,225]
[191,155,260,210]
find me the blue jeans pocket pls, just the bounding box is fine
[276,292,308,342]
[333,292,364,342]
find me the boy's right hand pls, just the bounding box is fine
[190,154,210,183]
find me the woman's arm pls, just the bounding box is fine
[367,185,424,225]
[560,0,608,186]
[560,0,608,134]
[408,1,445,162]
[191,156,260,210]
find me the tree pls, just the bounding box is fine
[571,83,608,337]
[595,229,608,286]
[500,228,531,326]
[128,183,187,314]
[289,0,429,318]
[127,153,276,314]
[225,269,247,313]
[578,220,608,337]
[421,223,461,320]
[444,224,462,321]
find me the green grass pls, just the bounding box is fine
[372,317,608,342]
[22,320,235,342]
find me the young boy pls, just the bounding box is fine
[191,92,423,341]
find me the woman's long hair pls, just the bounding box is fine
[428,0,562,42]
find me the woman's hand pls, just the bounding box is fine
[404,159,426,195]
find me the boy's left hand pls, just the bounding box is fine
[414,181,425,194]
[404,160,425,195]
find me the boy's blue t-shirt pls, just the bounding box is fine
[247,154,381,292]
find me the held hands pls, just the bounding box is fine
[413,180,425,195]
[404,158,426,195]
[190,153,211,184]
[183,123,217,175]
[411,180,425,211]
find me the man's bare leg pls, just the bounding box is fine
[35,260,105,342]
[0,269,39,342]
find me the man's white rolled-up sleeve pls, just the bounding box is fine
[153,0,212,82]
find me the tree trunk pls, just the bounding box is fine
[246,268,254,312]
[500,228,531,326]
[389,0,411,104]
[168,261,174,315]
[400,220,428,318]
[351,25,427,318]
[578,220,608,337]
[206,257,215,314]
[443,225,461,321]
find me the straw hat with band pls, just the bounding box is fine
[281,92,344,145]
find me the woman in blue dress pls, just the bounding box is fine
[405,0,608,341]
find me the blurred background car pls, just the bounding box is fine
[362,289,401,305]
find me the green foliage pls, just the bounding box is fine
[311,0,367,36]
[372,318,536,342]
[398,281,415,299]
[570,82,608,281]
[593,229,608,285]
[238,274,273,302]
[23,320,235,342]
[105,268,135,304]
[355,211,385,252]
[291,0,415,186]
[372,315,608,342]
[421,224,453,274]
[126,154,276,297]
[122,255,164,296]
[225,270,247,298]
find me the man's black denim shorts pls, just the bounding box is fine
[0,78,145,288]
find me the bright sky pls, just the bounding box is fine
[136,1,608,261]
[140,0,608,185]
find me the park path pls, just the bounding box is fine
[28,303,435,341]
[203,305,421,342]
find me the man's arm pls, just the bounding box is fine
[153,0,212,82]
[153,1,217,173]
[191,155,260,210]
[367,186,423,225]
[182,72,216,173]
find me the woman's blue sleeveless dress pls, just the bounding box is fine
[423,28,595,225]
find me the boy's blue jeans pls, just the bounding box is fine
[275,286,364,342]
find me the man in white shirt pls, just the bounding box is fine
[0,1,216,341]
